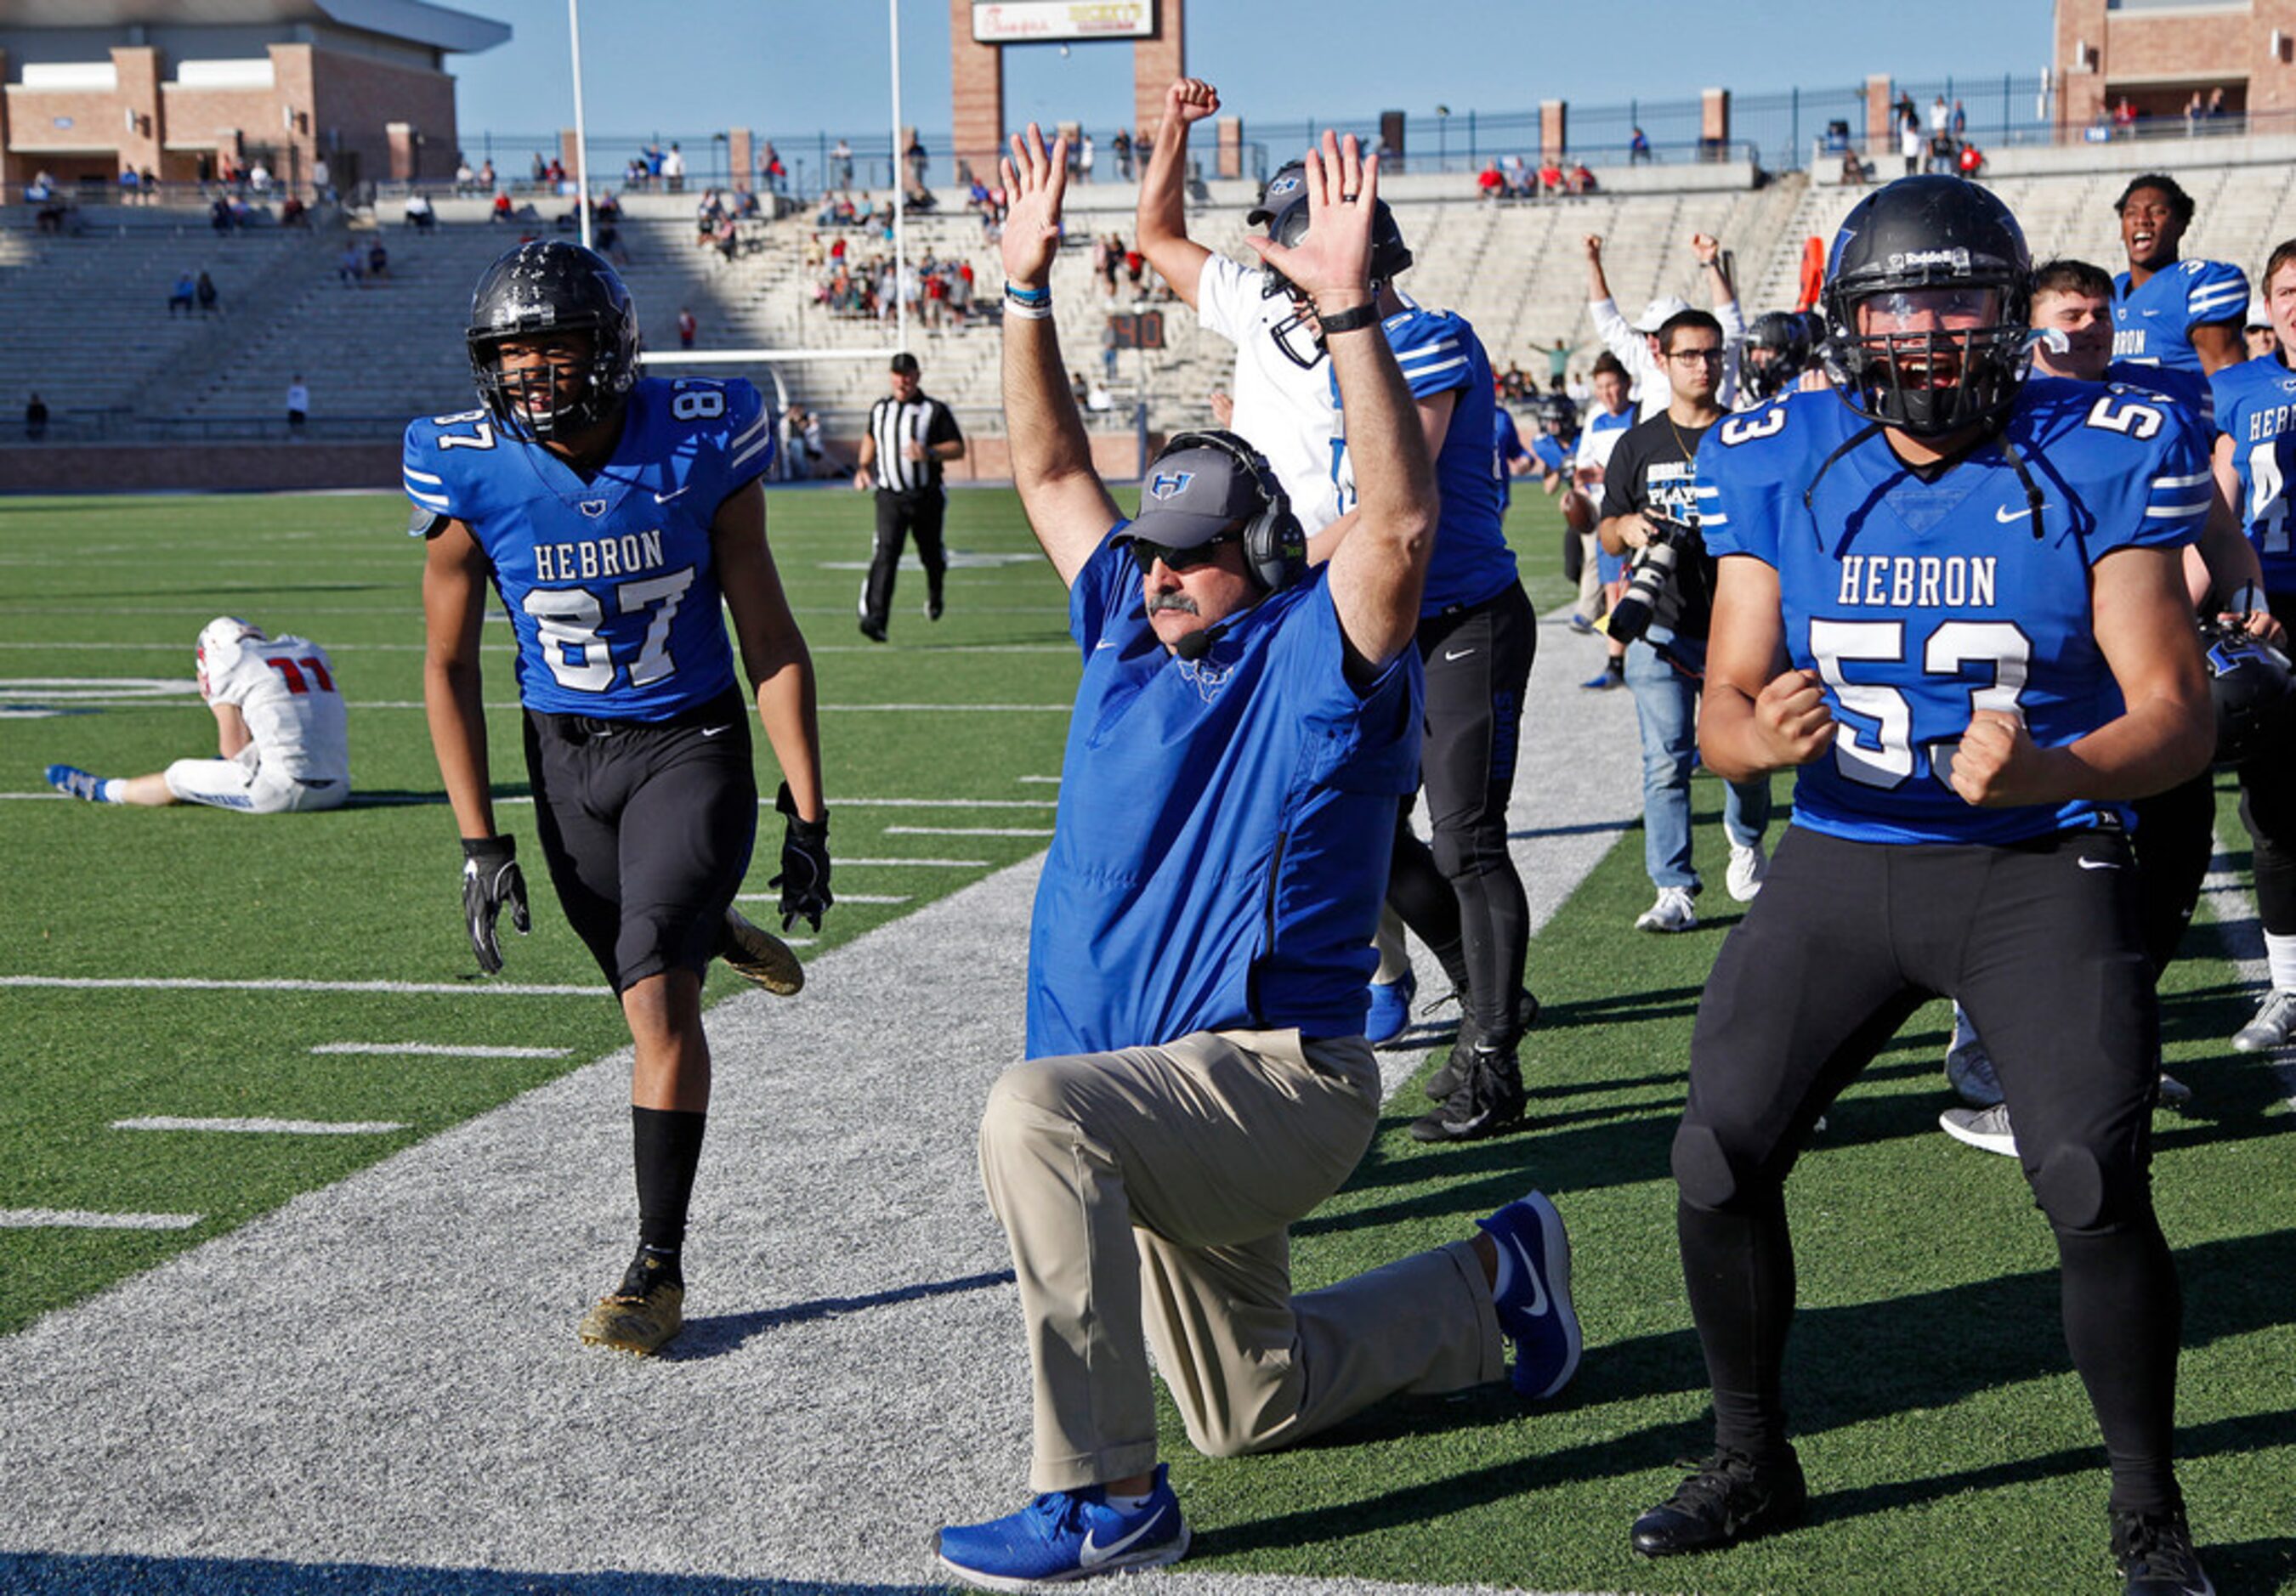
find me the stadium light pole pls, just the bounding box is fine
[889,0,908,359]
[569,0,592,250]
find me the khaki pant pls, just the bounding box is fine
[978,1027,1503,1492]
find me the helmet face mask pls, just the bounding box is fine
[466,241,640,442]
[1743,310,1814,402]
[1256,182,1413,371]
[1818,177,2033,436]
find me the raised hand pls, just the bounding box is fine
[999,122,1069,291]
[1164,77,1221,128]
[1240,131,1376,311]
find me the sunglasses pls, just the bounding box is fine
[1129,529,1240,574]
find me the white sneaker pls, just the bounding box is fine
[1725,840,1768,903]
[1635,886,1698,933]
[2231,988,2296,1053]
[1940,1103,2018,1157]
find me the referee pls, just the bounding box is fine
[853,352,965,640]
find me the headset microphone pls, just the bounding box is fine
[1174,621,1230,662]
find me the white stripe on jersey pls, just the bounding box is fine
[404,482,451,508]
[730,412,771,453]
[2151,472,2213,490]
[2190,286,2248,314]
[1398,354,1470,381]
[2146,501,2212,518]
[403,467,445,485]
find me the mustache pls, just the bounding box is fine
[1146,593,1200,616]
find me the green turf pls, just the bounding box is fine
[2,484,2291,1593]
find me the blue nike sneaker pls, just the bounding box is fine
[938,1464,1188,1589]
[1364,969,1416,1046]
[1478,1191,1581,1400]
[46,765,106,802]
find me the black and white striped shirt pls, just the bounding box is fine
[867,393,962,493]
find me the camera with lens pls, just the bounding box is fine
[1607,510,1694,645]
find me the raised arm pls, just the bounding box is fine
[1135,78,1220,313]
[1245,135,1432,677]
[1001,124,1122,587]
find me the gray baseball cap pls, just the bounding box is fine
[1125,442,1265,552]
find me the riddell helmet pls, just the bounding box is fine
[1818,175,2033,435]
[2201,619,2296,767]
[1257,169,1414,371]
[1743,310,1814,402]
[466,241,641,440]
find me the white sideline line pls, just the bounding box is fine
[113,1118,409,1136]
[883,825,1054,838]
[9,793,1064,807]
[309,1043,572,1058]
[1016,775,1062,784]
[0,1208,203,1231]
[0,976,610,995]
[734,892,910,905]
[836,798,1057,809]
[834,856,989,868]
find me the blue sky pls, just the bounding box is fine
[445,0,2056,150]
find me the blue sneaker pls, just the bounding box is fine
[1477,1191,1581,1399]
[937,1463,1189,1590]
[46,764,106,802]
[1580,664,1624,691]
[1365,970,1416,1045]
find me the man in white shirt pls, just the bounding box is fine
[47,616,349,812]
[1582,231,1745,418]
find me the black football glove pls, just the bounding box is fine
[768,782,832,932]
[461,835,530,975]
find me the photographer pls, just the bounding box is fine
[1597,308,1772,931]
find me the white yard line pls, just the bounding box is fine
[884,824,1055,838]
[309,1043,572,1058]
[0,1208,202,1231]
[112,1118,409,1136]
[0,976,609,996]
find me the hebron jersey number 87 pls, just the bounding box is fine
[523,569,698,691]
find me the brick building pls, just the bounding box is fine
[2055,0,2296,131]
[0,0,508,199]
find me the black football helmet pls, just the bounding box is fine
[2202,619,2296,767]
[1256,161,1414,370]
[466,241,640,441]
[1743,310,1814,402]
[1817,176,2032,435]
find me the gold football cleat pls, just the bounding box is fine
[577,1265,684,1357]
[718,907,803,996]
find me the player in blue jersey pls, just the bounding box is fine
[2112,173,2249,419]
[407,241,831,1358]
[1631,178,2217,1595]
[1252,188,1542,1142]
[937,127,1579,1591]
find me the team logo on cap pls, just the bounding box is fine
[1149,471,1194,500]
[1267,174,1301,197]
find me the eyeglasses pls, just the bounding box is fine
[1129,530,1240,574]
[1666,348,1726,366]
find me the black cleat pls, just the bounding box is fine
[858,616,887,643]
[1630,1447,1807,1557]
[1408,1043,1525,1142]
[1425,987,1540,1100]
[2112,1508,2214,1595]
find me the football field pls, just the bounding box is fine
[0,485,2291,1595]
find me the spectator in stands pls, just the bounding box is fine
[2207,86,2231,130]
[120,164,140,201]
[210,196,233,234]
[1546,337,1572,387]
[196,270,220,317]
[1584,231,1744,418]
[479,157,497,190]
[490,191,514,224]
[1841,145,1871,183]
[1070,370,1090,407]
[1630,126,1652,164]
[1956,142,1985,178]
[1113,127,1134,181]
[366,238,389,280]
[1900,105,1922,175]
[456,156,476,194]
[26,167,55,201]
[25,393,48,441]
[2115,96,2137,136]
[905,133,928,191]
[281,194,308,227]
[286,375,309,435]
[1538,156,1564,196]
[248,160,272,194]
[405,190,435,229]
[2247,297,2281,362]
[662,143,686,193]
[2184,90,2205,137]
[1477,162,1505,201]
[311,156,331,202]
[1569,162,1596,195]
[834,138,855,188]
[677,306,699,349]
[1080,132,1095,184]
[168,270,198,315]
[338,243,365,286]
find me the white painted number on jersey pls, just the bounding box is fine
[431,408,498,450]
[2247,441,2291,554]
[521,568,700,693]
[2084,393,2165,440]
[1808,617,2033,790]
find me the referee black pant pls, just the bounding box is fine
[1673,823,2185,1515]
[863,485,947,631]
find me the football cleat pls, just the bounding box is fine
[576,1252,684,1356]
[1364,969,1416,1047]
[1631,1446,1808,1558]
[937,1463,1188,1590]
[2155,1071,2191,1106]
[2231,988,2296,1053]
[925,592,946,622]
[718,907,803,996]
[2112,1507,2214,1595]
[46,764,108,803]
[1725,840,1768,903]
[1409,1043,1525,1142]
[1636,886,1698,933]
[1426,986,1540,1099]
[1940,1103,2018,1157]
[1477,1191,1581,1399]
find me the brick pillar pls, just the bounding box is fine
[1134,3,1184,145]
[950,0,1003,186]
[388,121,417,183]
[0,49,14,200]
[728,127,752,191]
[268,42,314,191]
[1701,87,1730,161]
[1866,74,1896,159]
[2259,0,2296,120]
[1215,114,1241,179]
[1539,99,1567,165]
[2056,0,2109,133]
[111,47,162,178]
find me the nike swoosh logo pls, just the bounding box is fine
[700,725,731,739]
[1443,648,1478,661]
[655,486,690,504]
[1995,505,2033,523]
[2078,857,2120,870]
[1078,1509,1168,1568]
[1497,1229,1550,1316]
[1094,640,1115,651]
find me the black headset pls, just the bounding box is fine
[1154,428,1307,593]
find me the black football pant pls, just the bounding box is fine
[1673,825,2185,1515]
[864,486,947,629]
[1388,581,1536,1047]
[2132,769,2216,975]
